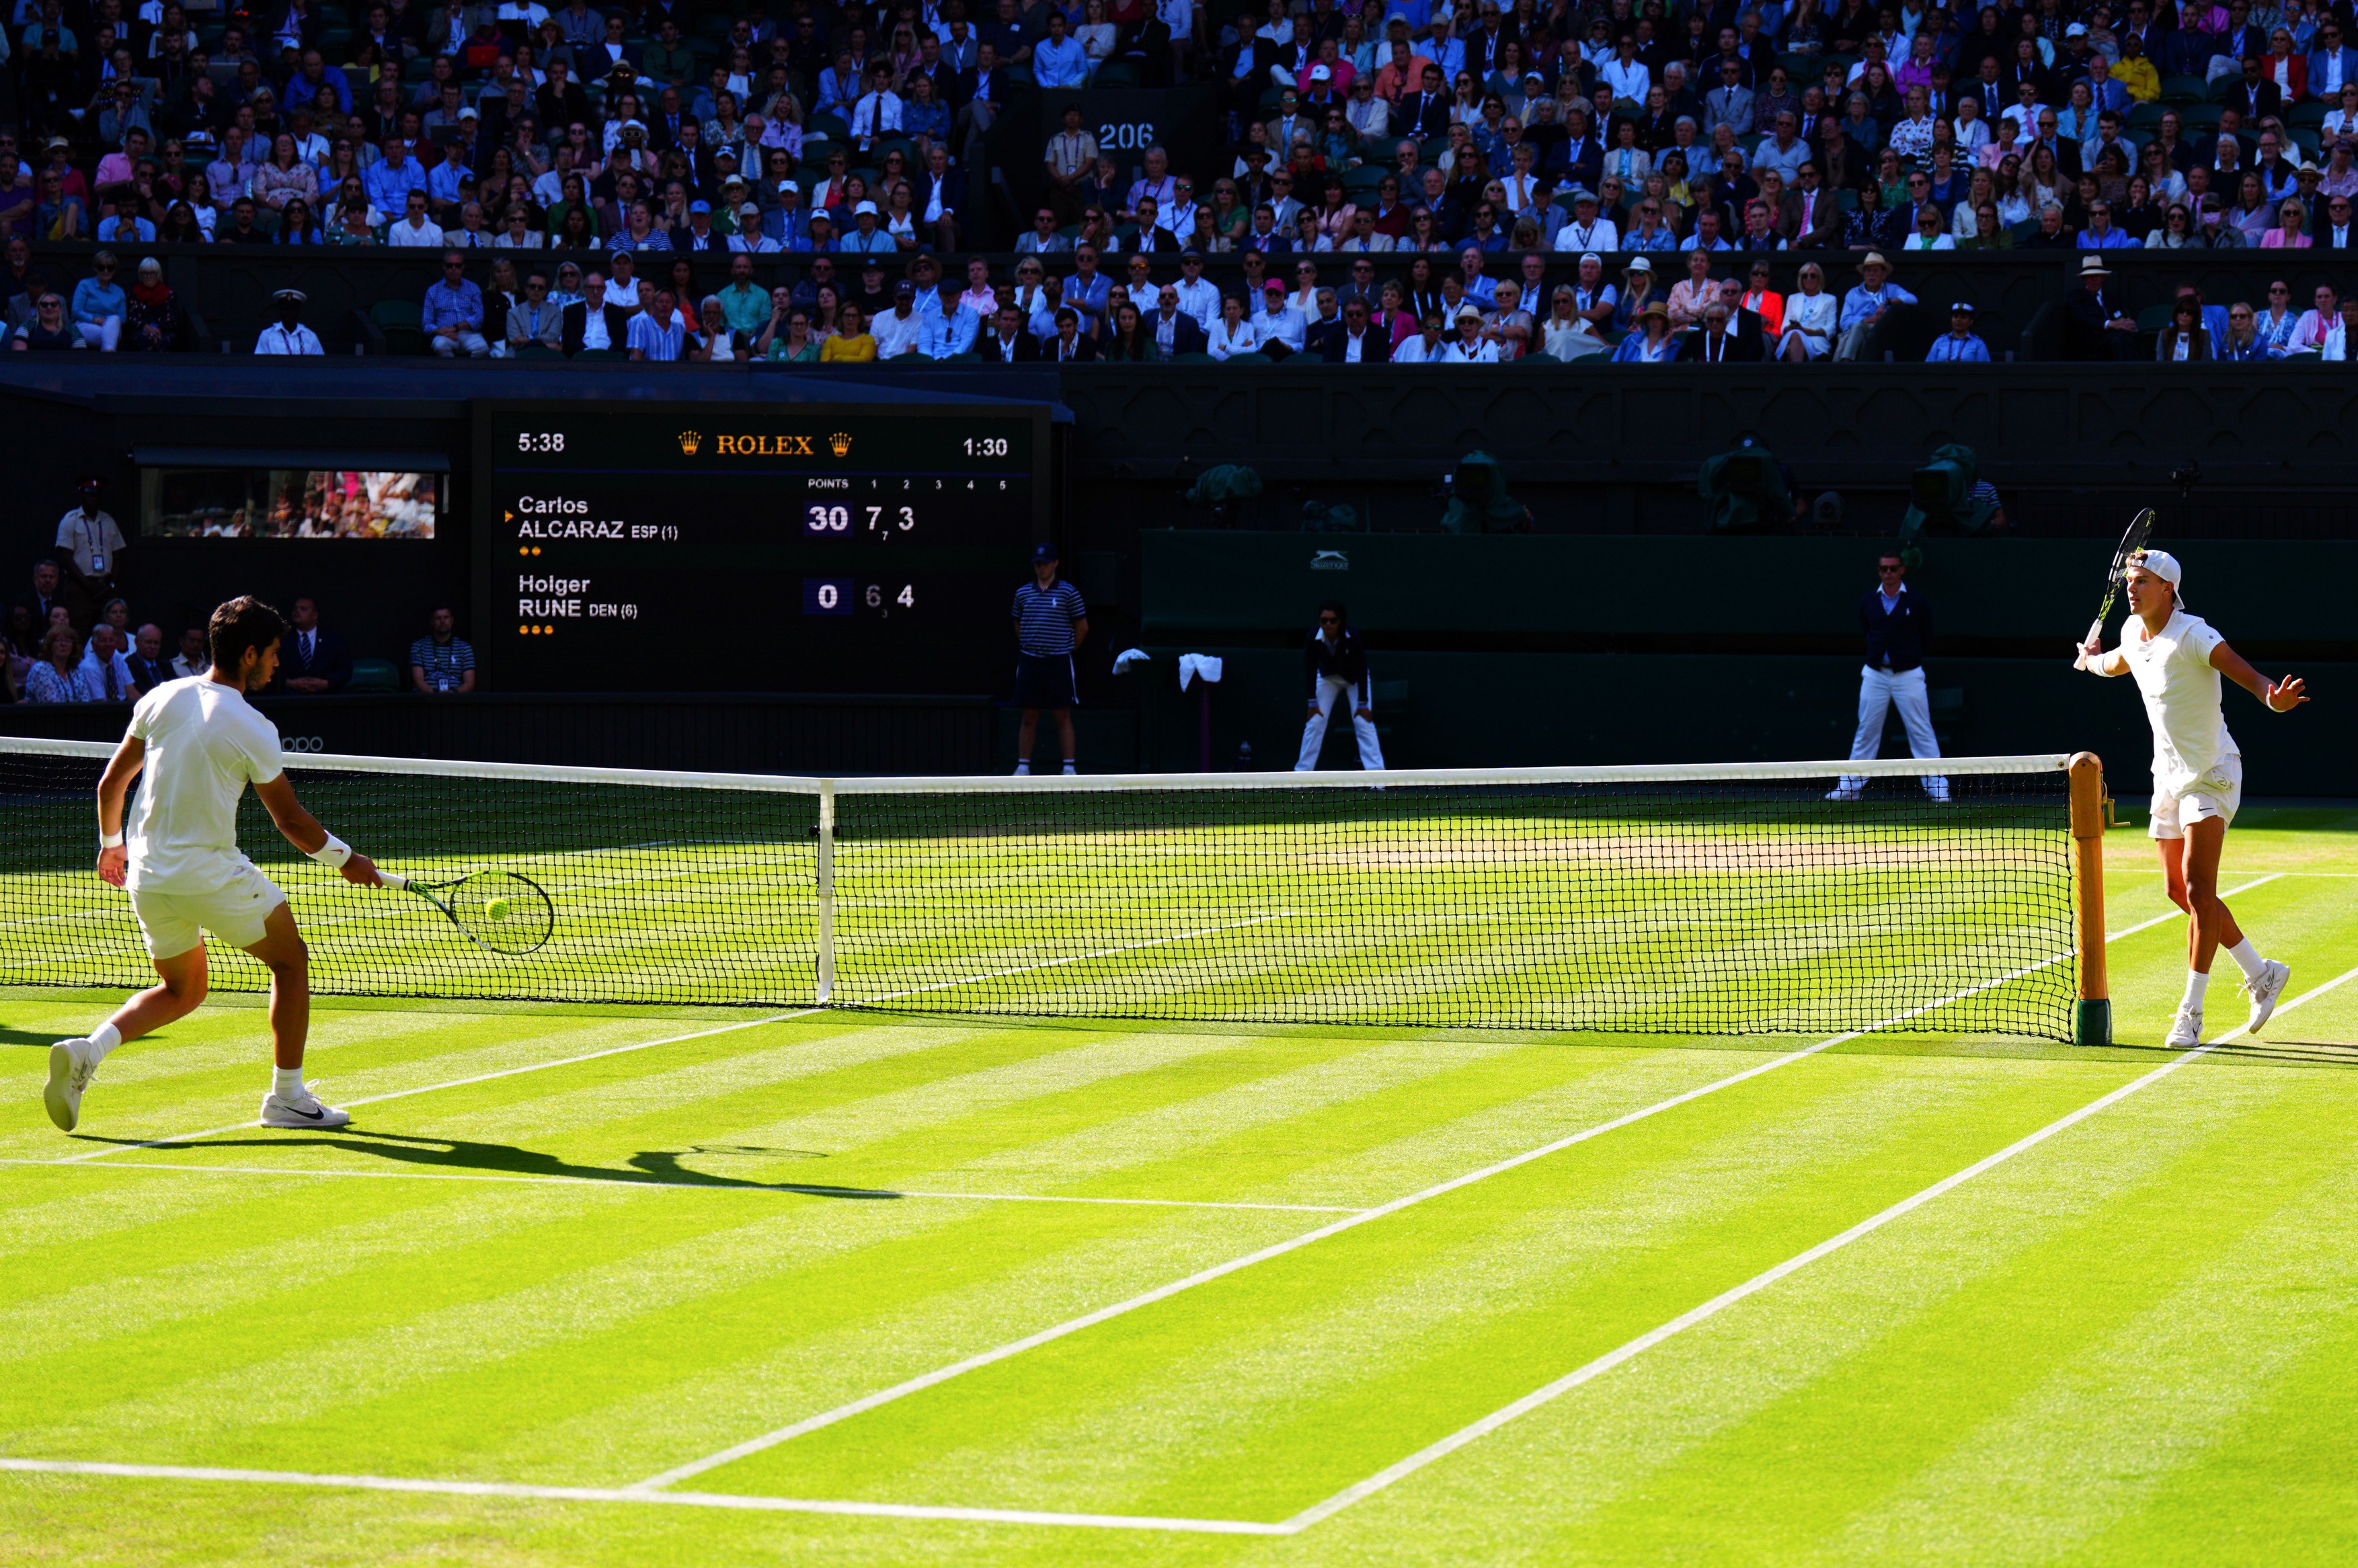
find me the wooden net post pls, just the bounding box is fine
[2068,752,2110,1047]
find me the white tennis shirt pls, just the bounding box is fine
[124,679,284,893]
[2122,609,2237,796]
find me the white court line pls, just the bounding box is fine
[46,1011,817,1165]
[627,953,2066,1493]
[1277,958,2358,1534]
[0,1459,1286,1536]
[0,1159,1362,1215]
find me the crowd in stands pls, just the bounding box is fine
[7,483,473,701]
[5,0,2358,360]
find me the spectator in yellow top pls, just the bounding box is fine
[820,302,879,361]
[2112,32,2160,102]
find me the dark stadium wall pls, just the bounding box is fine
[1134,532,2354,795]
[1138,533,2357,661]
[1134,651,2355,799]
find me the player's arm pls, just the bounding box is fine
[93,733,146,888]
[2210,640,2307,711]
[2073,634,2127,675]
[251,773,383,886]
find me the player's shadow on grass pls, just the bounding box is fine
[80,1129,905,1199]
[0,1027,68,1048]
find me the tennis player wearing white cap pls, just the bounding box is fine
[2076,551,2306,1048]
[42,596,382,1135]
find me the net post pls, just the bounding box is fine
[2068,751,2111,1047]
[815,779,836,1005]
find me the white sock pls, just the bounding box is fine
[272,1066,307,1101]
[2224,939,2267,982]
[1061,759,1076,774]
[2181,970,2210,1011]
[85,1021,123,1062]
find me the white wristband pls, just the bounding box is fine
[309,834,353,868]
[99,830,124,849]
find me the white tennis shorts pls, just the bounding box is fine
[128,862,286,959]
[2150,754,2243,840]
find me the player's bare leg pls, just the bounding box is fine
[1052,706,1076,773]
[242,902,346,1127]
[43,943,208,1133]
[2159,820,2244,969]
[2158,818,2286,1046]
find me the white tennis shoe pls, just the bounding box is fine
[2240,959,2291,1034]
[2164,1005,2204,1051]
[260,1087,351,1129]
[43,1039,97,1132]
[1823,787,1863,802]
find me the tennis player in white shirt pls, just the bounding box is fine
[44,596,382,1134]
[2075,551,2306,1048]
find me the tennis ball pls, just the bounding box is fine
[484,897,512,922]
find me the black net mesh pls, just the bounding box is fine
[0,744,2078,1040]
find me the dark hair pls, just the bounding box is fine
[208,595,285,672]
[1319,599,1348,625]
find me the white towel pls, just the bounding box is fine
[1177,653,1224,691]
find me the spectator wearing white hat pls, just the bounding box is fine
[253,288,324,354]
[838,198,896,254]
[1835,251,1915,360]
[1924,301,1991,362]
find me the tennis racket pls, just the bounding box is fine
[379,869,554,957]
[2085,507,2156,649]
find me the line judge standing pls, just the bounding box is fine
[1296,600,1385,771]
[1012,542,1087,775]
[1829,551,1949,801]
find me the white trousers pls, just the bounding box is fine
[1297,675,1386,771]
[1841,664,1948,799]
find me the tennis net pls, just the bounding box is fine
[0,741,2086,1040]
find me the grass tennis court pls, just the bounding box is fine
[3,806,2353,1565]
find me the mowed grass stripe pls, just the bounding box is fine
[692,1051,2141,1515]
[1272,1040,2353,1568]
[1518,1058,2351,1565]
[2076,1314,2358,1567]
[4,1033,1708,1485]
[563,1044,1855,1490]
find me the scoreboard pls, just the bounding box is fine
[471,402,1049,693]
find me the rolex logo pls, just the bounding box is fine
[828,432,853,457]
[678,431,703,455]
